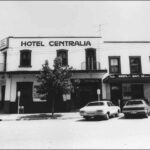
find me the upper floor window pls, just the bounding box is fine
[129,56,141,74]
[85,48,96,70]
[57,49,68,66]
[109,56,121,73]
[20,50,31,67]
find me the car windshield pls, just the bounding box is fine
[87,102,104,106]
[126,100,143,105]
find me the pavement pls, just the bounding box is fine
[0,112,124,121]
[0,112,82,121]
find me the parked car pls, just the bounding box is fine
[79,101,121,120]
[122,99,150,118]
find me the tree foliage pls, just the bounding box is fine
[36,57,73,103]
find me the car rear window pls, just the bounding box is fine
[87,102,104,106]
[126,100,143,105]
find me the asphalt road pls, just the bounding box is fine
[0,114,150,149]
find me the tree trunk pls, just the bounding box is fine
[51,93,55,118]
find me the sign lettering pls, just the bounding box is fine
[20,40,92,47]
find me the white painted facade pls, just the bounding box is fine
[100,43,150,74]
[6,37,102,71]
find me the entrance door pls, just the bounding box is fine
[17,82,33,113]
[0,85,5,109]
[111,84,122,106]
[73,79,101,109]
[131,84,144,99]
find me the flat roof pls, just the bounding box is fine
[104,41,150,43]
[8,36,102,39]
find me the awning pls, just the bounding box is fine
[103,74,150,83]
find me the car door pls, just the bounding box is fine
[110,102,118,114]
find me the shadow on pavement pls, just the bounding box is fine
[17,113,62,120]
[77,116,115,122]
[119,115,147,120]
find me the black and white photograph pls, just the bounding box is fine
[0,1,150,149]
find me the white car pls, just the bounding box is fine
[80,101,120,120]
[122,99,150,118]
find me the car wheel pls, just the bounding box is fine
[115,110,120,117]
[104,113,109,120]
[115,113,119,117]
[84,116,90,120]
[144,112,149,118]
[124,114,129,118]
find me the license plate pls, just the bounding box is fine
[131,111,136,114]
[87,113,94,115]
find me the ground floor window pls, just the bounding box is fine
[122,84,132,100]
[122,83,144,99]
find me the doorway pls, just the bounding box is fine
[17,82,33,113]
[111,84,122,106]
[0,85,5,109]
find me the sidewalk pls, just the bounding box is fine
[0,112,82,121]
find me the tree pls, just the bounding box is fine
[36,57,73,118]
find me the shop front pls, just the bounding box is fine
[103,74,150,107]
[71,70,107,110]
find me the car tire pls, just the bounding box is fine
[115,110,120,117]
[144,112,149,118]
[124,114,129,118]
[104,113,109,120]
[84,116,90,120]
[115,113,119,117]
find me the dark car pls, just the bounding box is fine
[122,99,150,118]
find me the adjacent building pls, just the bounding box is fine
[101,41,150,106]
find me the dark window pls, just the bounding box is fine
[130,57,141,74]
[4,52,7,71]
[20,50,31,67]
[57,50,68,66]
[85,48,96,70]
[131,84,143,99]
[109,57,121,73]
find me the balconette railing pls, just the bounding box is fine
[81,61,101,70]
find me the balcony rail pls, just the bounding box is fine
[81,61,101,70]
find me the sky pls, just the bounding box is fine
[0,1,150,41]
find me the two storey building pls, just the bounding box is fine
[101,41,150,107]
[0,36,107,113]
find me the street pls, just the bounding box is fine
[0,114,150,149]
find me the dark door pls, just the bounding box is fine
[0,85,5,109]
[131,84,144,99]
[111,84,122,106]
[74,79,101,108]
[17,82,33,113]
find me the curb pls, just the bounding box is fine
[0,113,81,121]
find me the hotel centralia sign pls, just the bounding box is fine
[20,40,92,47]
